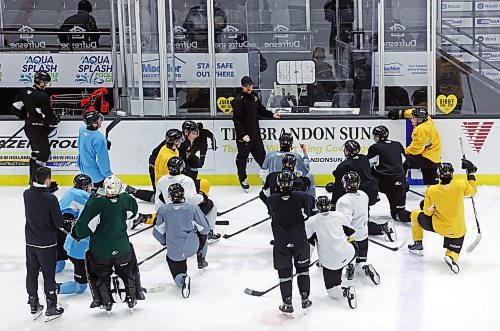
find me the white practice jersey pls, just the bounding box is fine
[305,211,355,270]
[155,174,204,211]
[335,191,369,241]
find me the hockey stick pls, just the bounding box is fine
[409,189,425,198]
[244,259,320,297]
[0,126,24,150]
[105,116,122,140]
[215,220,230,226]
[459,137,482,252]
[217,196,259,216]
[222,216,270,239]
[369,238,407,251]
[138,246,167,266]
[128,224,154,238]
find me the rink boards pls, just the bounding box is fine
[0,118,499,185]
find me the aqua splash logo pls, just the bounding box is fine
[19,55,59,84]
[75,55,112,85]
[462,121,494,153]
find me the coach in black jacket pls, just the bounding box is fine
[24,167,64,314]
[231,76,280,191]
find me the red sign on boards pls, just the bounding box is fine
[461,121,494,153]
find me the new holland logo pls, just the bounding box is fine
[461,121,494,153]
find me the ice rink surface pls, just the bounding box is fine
[2,185,500,331]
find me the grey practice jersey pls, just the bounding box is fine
[154,174,204,211]
[336,191,369,241]
[306,211,355,270]
[259,151,310,182]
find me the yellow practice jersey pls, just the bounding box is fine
[403,109,441,163]
[154,146,179,186]
[423,178,477,238]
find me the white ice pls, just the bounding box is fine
[2,185,500,331]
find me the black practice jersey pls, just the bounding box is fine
[332,154,379,206]
[266,191,315,250]
[367,140,406,182]
[11,87,59,128]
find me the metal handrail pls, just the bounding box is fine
[441,20,500,52]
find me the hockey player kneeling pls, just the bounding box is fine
[305,196,357,309]
[155,157,220,243]
[266,170,315,314]
[153,183,210,298]
[72,175,145,315]
[335,172,380,285]
[408,161,477,274]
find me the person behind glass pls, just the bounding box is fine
[24,167,64,321]
[231,76,280,192]
[387,107,441,185]
[77,108,112,188]
[183,0,227,51]
[11,71,60,190]
[59,0,100,45]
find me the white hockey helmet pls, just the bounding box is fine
[103,175,122,196]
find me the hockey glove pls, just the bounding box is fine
[347,236,355,243]
[461,159,477,175]
[107,140,112,150]
[387,109,403,120]
[325,182,334,193]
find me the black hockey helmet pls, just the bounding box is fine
[342,171,361,191]
[343,140,360,158]
[182,120,199,136]
[73,174,92,190]
[279,132,293,151]
[372,125,389,141]
[411,107,428,124]
[34,71,51,85]
[282,153,297,171]
[316,195,331,213]
[277,170,295,192]
[438,162,454,181]
[167,156,185,176]
[165,128,183,147]
[168,183,185,203]
[82,109,103,125]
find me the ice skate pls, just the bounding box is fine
[44,300,64,323]
[208,230,221,244]
[28,297,44,321]
[124,185,137,195]
[342,285,357,309]
[444,256,460,274]
[363,264,380,285]
[181,275,191,298]
[104,302,113,317]
[240,179,250,193]
[381,221,397,242]
[408,240,424,256]
[197,252,208,270]
[279,297,294,315]
[300,292,312,314]
[345,263,355,281]
[126,296,137,314]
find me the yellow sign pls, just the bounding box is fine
[217,97,234,114]
[437,94,457,114]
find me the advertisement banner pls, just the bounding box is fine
[0,53,113,88]
[441,2,473,12]
[375,52,428,86]
[136,53,249,88]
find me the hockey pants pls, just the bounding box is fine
[405,154,440,185]
[166,233,207,287]
[274,244,310,301]
[411,210,465,262]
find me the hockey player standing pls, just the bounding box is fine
[408,161,477,273]
[153,183,210,298]
[305,196,357,309]
[72,175,145,313]
[259,132,316,198]
[11,71,60,188]
[154,157,220,242]
[232,76,280,192]
[154,128,182,186]
[336,172,381,285]
[266,170,315,314]
[367,125,411,222]
[55,174,93,294]
[24,167,64,321]
[77,109,112,188]
[388,107,441,185]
